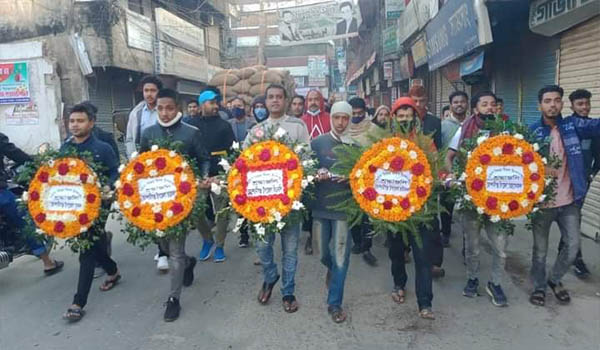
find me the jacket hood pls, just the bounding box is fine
[304,89,325,115]
[392,97,421,119]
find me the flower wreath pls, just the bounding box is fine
[18,148,109,252]
[330,124,444,245]
[349,137,434,222]
[451,117,558,232]
[218,125,317,239]
[117,142,206,246]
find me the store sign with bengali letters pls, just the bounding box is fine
[155,8,205,54]
[0,62,30,104]
[529,0,600,36]
[126,9,153,52]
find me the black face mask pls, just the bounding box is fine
[480,114,495,120]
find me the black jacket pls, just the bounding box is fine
[93,126,119,159]
[423,112,442,150]
[140,119,209,176]
[0,133,32,189]
[185,115,235,176]
[61,134,120,185]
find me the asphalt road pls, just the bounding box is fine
[1,215,599,350]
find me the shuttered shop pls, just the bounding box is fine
[559,16,600,118]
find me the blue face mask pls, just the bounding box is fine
[231,107,245,119]
[254,107,268,122]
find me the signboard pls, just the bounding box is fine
[529,0,600,36]
[411,36,428,68]
[425,0,481,71]
[307,55,328,87]
[155,8,205,54]
[126,9,153,52]
[278,1,361,46]
[486,166,525,193]
[156,41,208,82]
[385,0,405,19]
[460,51,484,76]
[383,26,399,56]
[0,61,30,104]
[336,46,347,74]
[383,61,393,81]
[6,103,39,125]
[138,175,177,204]
[393,55,414,82]
[246,170,285,198]
[397,0,420,45]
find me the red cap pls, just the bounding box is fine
[391,97,420,117]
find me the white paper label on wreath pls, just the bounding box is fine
[486,166,524,193]
[138,175,177,204]
[246,169,284,197]
[374,169,412,196]
[43,185,85,211]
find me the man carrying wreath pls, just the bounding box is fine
[140,88,210,322]
[243,83,310,313]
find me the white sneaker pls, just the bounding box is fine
[157,256,169,271]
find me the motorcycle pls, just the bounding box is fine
[0,159,29,269]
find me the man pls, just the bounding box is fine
[228,97,256,144]
[301,89,330,255]
[140,88,210,322]
[446,91,510,307]
[251,96,269,124]
[0,134,63,276]
[62,103,120,321]
[442,105,451,120]
[203,85,232,121]
[528,85,600,307]
[407,85,444,278]
[347,97,379,267]
[279,10,303,42]
[243,83,310,314]
[289,95,305,118]
[496,98,510,120]
[336,1,358,36]
[187,90,235,263]
[123,75,170,271]
[183,100,200,121]
[440,91,469,247]
[312,101,353,323]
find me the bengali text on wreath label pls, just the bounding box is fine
[138,175,177,204]
[43,185,85,211]
[374,169,412,196]
[486,166,525,193]
[246,169,284,197]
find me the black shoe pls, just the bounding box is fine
[164,297,181,322]
[183,257,196,287]
[238,238,249,248]
[442,235,450,248]
[432,266,445,279]
[351,245,362,254]
[574,259,590,279]
[362,250,377,267]
[304,239,313,255]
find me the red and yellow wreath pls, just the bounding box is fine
[26,157,101,238]
[116,148,197,231]
[465,135,545,219]
[349,137,433,222]
[227,140,304,223]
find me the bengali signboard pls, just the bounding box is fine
[529,0,600,36]
[126,9,153,52]
[383,61,393,81]
[308,55,328,87]
[411,36,428,68]
[383,25,399,57]
[156,41,208,82]
[278,1,361,46]
[0,62,30,104]
[385,0,405,19]
[155,8,205,54]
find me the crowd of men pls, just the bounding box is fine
[0,74,598,324]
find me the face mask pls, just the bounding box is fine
[254,107,268,122]
[351,114,365,124]
[231,107,245,119]
[395,120,415,133]
[307,109,320,116]
[480,113,495,120]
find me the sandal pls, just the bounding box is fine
[548,280,570,304]
[529,290,546,306]
[419,308,435,320]
[391,287,405,304]
[282,295,299,313]
[327,305,347,323]
[63,306,85,322]
[257,275,280,305]
[99,274,121,291]
[44,260,64,276]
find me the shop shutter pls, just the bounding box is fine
[582,172,600,240]
[559,16,600,118]
[88,70,114,133]
[521,35,560,126]
[494,47,520,121]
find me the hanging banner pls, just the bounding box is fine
[383,61,393,81]
[278,1,361,46]
[411,36,428,68]
[385,0,405,19]
[0,62,30,105]
[308,55,328,87]
[383,26,399,57]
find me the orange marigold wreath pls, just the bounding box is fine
[27,157,101,238]
[349,137,433,222]
[116,149,197,231]
[465,135,545,219]
[227,140,304,223]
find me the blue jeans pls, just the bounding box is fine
[315,218,352,307]
[256,223,300,297]
[0,189,46,256]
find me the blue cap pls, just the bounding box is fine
[198,90,218,104]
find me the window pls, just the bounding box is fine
[128,0,143,15]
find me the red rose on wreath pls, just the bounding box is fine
[154,213,164,222]
[486,196,498,209]
[58,163,69,175]
[133,162,145,174]
[87,193,97,203]
[416,186,427,197]
[411,163,425,176]
[30,191,40,201]
[390,157,405,171]
[502,143,514,155]
[479,154,491,165]
[235,159,247,171]
[383,201,393,210]
[155,157,167,170]
[259,149,271,162]
[281,196,291,205]
[122,184,134,196]
[527,191,536,200]
[171,202,184,215]
[38,171,49,183]
[80,173,89,183]
[368,164,378,173]
[363,188,377,201]
[522,152,534,164]
[471,179,484,191]
[287,159,298,171]
[132,207,141,217]
[35,213,46,223]
[530,173,540,181]
[235,194,247,205]
[79,214,89,225]
[54,221,65,233]
[502,114,510,122]
[400,198,411,209]
[508,200,519,211]
[179,181,191,194]
[257,207,266,217]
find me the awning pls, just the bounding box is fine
[460,51,485,77]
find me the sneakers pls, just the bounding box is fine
[164,297,181,322]
[213,247,226,263]
[462,278,480,298]
[183,257,196,287]
[486,282,508,307]
[238,238,249,248]
[574,259,590,279]
[362,250,378,267]
[198,240,214,261]
[156,256,169,271]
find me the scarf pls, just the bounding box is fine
[157,112,183,128]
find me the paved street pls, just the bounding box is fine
[1,216,599,350]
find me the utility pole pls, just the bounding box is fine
[257,0,267,65]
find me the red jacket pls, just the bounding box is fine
[301,89,331,140]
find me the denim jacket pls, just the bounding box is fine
[529,114,600,203]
